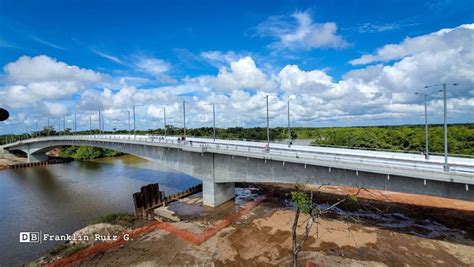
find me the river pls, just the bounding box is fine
[0,155,200,266]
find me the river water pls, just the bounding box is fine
[0,156,200,266]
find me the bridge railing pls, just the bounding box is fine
[3,134,474,176]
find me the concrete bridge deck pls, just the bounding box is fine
[2,134,473,205]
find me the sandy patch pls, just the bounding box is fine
[253,209,377,248]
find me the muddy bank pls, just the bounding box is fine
[59,184,474,266]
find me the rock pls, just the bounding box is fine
[154,207,181,222]
[71,223,127,245]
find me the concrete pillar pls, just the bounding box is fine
[202,181,235,207]
[27,153,48,163]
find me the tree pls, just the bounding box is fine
[290,186,355,267]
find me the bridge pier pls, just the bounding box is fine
[27,153,48,163]
[202,181,235,207]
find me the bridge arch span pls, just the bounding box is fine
[3,136,474,204]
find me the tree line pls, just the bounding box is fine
[1,123,472,156]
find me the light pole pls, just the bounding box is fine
[415,92,430,159]
[424,83,458,171]
[98,109,102,134]
[212,103,216,142]
[205,103,216,141]
[127,110,131,139]
[265,95,269,147]
[287,96,296,147]
[74,113,77,135]
[47,118,50,136]
[63,116,66,135]
[183,101,187,137]
[89,116,92,135]
[163,107,167,138]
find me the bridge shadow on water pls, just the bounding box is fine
[73,156,202,194]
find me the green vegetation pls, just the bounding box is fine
[2,123,472,156]
[304,124,474,156]
[59,146,122,160]
[49,242,89,257]
[92,212,135,227]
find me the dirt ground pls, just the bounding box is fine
[73,190,474,267]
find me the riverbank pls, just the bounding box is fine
[39,184,474,266]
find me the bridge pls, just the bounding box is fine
[2,135,474,206]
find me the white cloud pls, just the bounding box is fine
[255,10,348,50]
[4,55,102,84]
[208,56,276,92]
[0,55,104,109]
[200,50,241,67]
[1,24,473,133]
[350,23,474,65]
[41,101,68,117]
[135,56,176,83]
[92,49,124,65]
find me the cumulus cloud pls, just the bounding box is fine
[0,55,104,110]
[255,10,348,50]
[4,55,102,84]
[350,23,474,65]
[1,24,473,133]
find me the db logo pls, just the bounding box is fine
[19,232,40,243]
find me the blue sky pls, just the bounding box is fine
[0,0,473,133]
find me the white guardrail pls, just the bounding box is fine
[3,135,474,179]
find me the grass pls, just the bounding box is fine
[50,243,89,257]
[92,212,135,227]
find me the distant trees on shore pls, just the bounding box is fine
[1,123,472,156]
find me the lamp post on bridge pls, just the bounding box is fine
[265,95,269,148]
[414,90,440,160]
[132,105,143,140]
[74,113,77,135]
[287,95,295,148]
[163,107,167,138]
[127,110,131,139]
[212,103,216,142]
[183,101,187,138]
[63,115,66,135]
[424,83,458,171]
[98,109,102,135]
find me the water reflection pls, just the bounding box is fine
[0,155,200,266]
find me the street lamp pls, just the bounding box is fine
[163,107,167,138]
[127,110,131,139]
[63,115,66,135]
[212,103,216,142]
[183,101,187,137]
[98,109,102,134]
[265,95,269,147]
[74,113,77,135]
[287,95,296,148]
[414,92,435,159]
[132,105,143,139]
[205,103,216,142]
[424,83,458,171]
